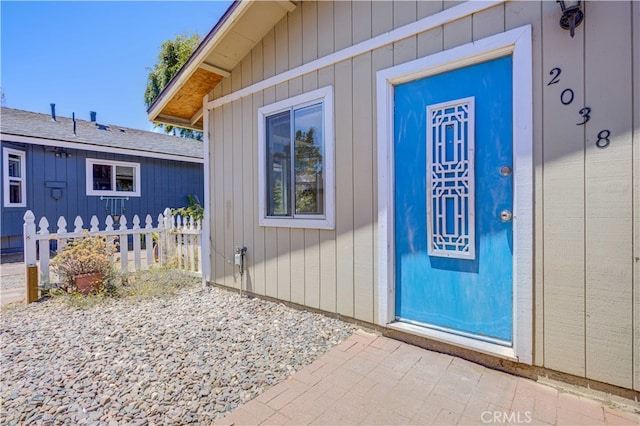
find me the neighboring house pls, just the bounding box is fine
[1,106,204,254]
[148,1,640,395]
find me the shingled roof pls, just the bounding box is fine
[0,107,203,161]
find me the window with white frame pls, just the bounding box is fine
[3,148,26,207]
[86,158,140,196]
[258,86,334,229]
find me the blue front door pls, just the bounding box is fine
[394,56,513,345]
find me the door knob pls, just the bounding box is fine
[500,210,513,222]
[500,166,512,176]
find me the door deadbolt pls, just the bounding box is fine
[500,210,513,222]
[500,166,512,176]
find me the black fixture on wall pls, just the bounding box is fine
[557,1,584,38]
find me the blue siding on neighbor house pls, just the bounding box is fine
[1,140,204,254]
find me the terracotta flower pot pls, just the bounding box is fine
[73,272,104,295]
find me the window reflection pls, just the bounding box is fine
[294,104,323,215]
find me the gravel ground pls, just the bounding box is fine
[1,274,23,292]
[0,283,355,425]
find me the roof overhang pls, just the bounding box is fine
[147,0,297,131]
[1,133,204,164]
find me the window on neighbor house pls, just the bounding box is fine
[3,148,26,207]
[86,159,140,196]
[258,86,334,229]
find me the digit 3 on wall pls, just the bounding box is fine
[546,67,610,148]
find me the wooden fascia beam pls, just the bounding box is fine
[155,114,203,132]
[199,62,231,78]
[275,1,297,13]
[190,107,204,126]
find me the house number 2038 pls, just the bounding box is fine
[547,67,611,149]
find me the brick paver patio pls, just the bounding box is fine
[215,329,640,425]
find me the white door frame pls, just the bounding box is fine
[375,25,533,364]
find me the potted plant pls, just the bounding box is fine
[50,233,115,295]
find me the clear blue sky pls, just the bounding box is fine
[1,1,233,131]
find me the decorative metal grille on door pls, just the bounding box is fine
[426,97,475,259]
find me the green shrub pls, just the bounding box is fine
[171,195,204,222]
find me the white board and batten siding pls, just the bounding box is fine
[204,1,640,392]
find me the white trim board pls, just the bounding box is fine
[0,134,204,164]
[201,95,212,284]
[206,0,505,111]
[376,25,534,364]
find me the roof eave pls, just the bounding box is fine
[155,114,203,132]
[147,0,298,130]
[146,0,248,127]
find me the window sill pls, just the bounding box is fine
[87,191,141,197]
[259,216,334,230]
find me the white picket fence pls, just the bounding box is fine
[23,208,202,287]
